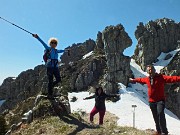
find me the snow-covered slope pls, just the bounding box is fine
[68,49,180,135]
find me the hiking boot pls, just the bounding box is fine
[153,132,161,135]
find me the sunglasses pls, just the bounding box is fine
[51,41,57,44]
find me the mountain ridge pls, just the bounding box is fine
[0,18,180,135]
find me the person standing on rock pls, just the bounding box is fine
[32,34,68,99]
[83,86,120,125]
[129,65,180,135]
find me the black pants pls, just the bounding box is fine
[149,100,168,134]
[47,67,61,95]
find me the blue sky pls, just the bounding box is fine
[0,0,180,84]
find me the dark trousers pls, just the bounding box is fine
[149,100,168,134]
[90,106,105,125]
[47,67,61,95]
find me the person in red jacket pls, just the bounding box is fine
[83,86,119,125]
[129,65,180,135]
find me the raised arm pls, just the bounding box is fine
[32,34,49,50]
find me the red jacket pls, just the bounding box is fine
[132,73,180,102]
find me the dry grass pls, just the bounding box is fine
[11,111,152,135]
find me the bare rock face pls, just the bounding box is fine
[102,24,133,94]
[60,55,106,92]
[134,18,180,70]
[94,31,105,55]
[61,39,96,64]
[57,36,108,92]
[33,95,71,118]
[0,65,46,113]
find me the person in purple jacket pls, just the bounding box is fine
[33,34,65,99]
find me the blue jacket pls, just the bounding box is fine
[37,36,64,67]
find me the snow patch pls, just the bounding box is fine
[0,100,6,106]
[82,51,93,59]
[130,59,148,77]
[154,48,180,73]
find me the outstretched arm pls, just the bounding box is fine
[57,49,70,55]
[83,94,95,100]
[57,50,65,53]
[129,78,147,84]
[32,34,49,50]
[163,75,180,83]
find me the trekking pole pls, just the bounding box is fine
[0,16,33,35]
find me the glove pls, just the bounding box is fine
[32,34,39,38]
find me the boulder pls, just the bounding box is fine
[33,94,71,118]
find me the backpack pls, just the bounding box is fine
[43,49,52,63]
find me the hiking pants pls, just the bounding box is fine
[47,67,61,95]
[90,106,105,125]
[149,100,168,134]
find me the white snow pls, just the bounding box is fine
[68,86,180,135]
[68,49,180,135]
[82,51,93,59]
[0,100,5,106]
[154,48,180,73]
[23,110,33,117]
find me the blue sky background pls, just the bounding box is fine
[0,0,180,84]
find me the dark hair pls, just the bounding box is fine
[95,87,104,95]
[146,64,156,72]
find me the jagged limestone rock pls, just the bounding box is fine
[60,54,106,92]
[134,18,180,70]
[33,95,71,118]
[41,82,48,95]
[102,24,133,93]
[94,31,105,55]
[0,65,46,113]
[61,39,96,64]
